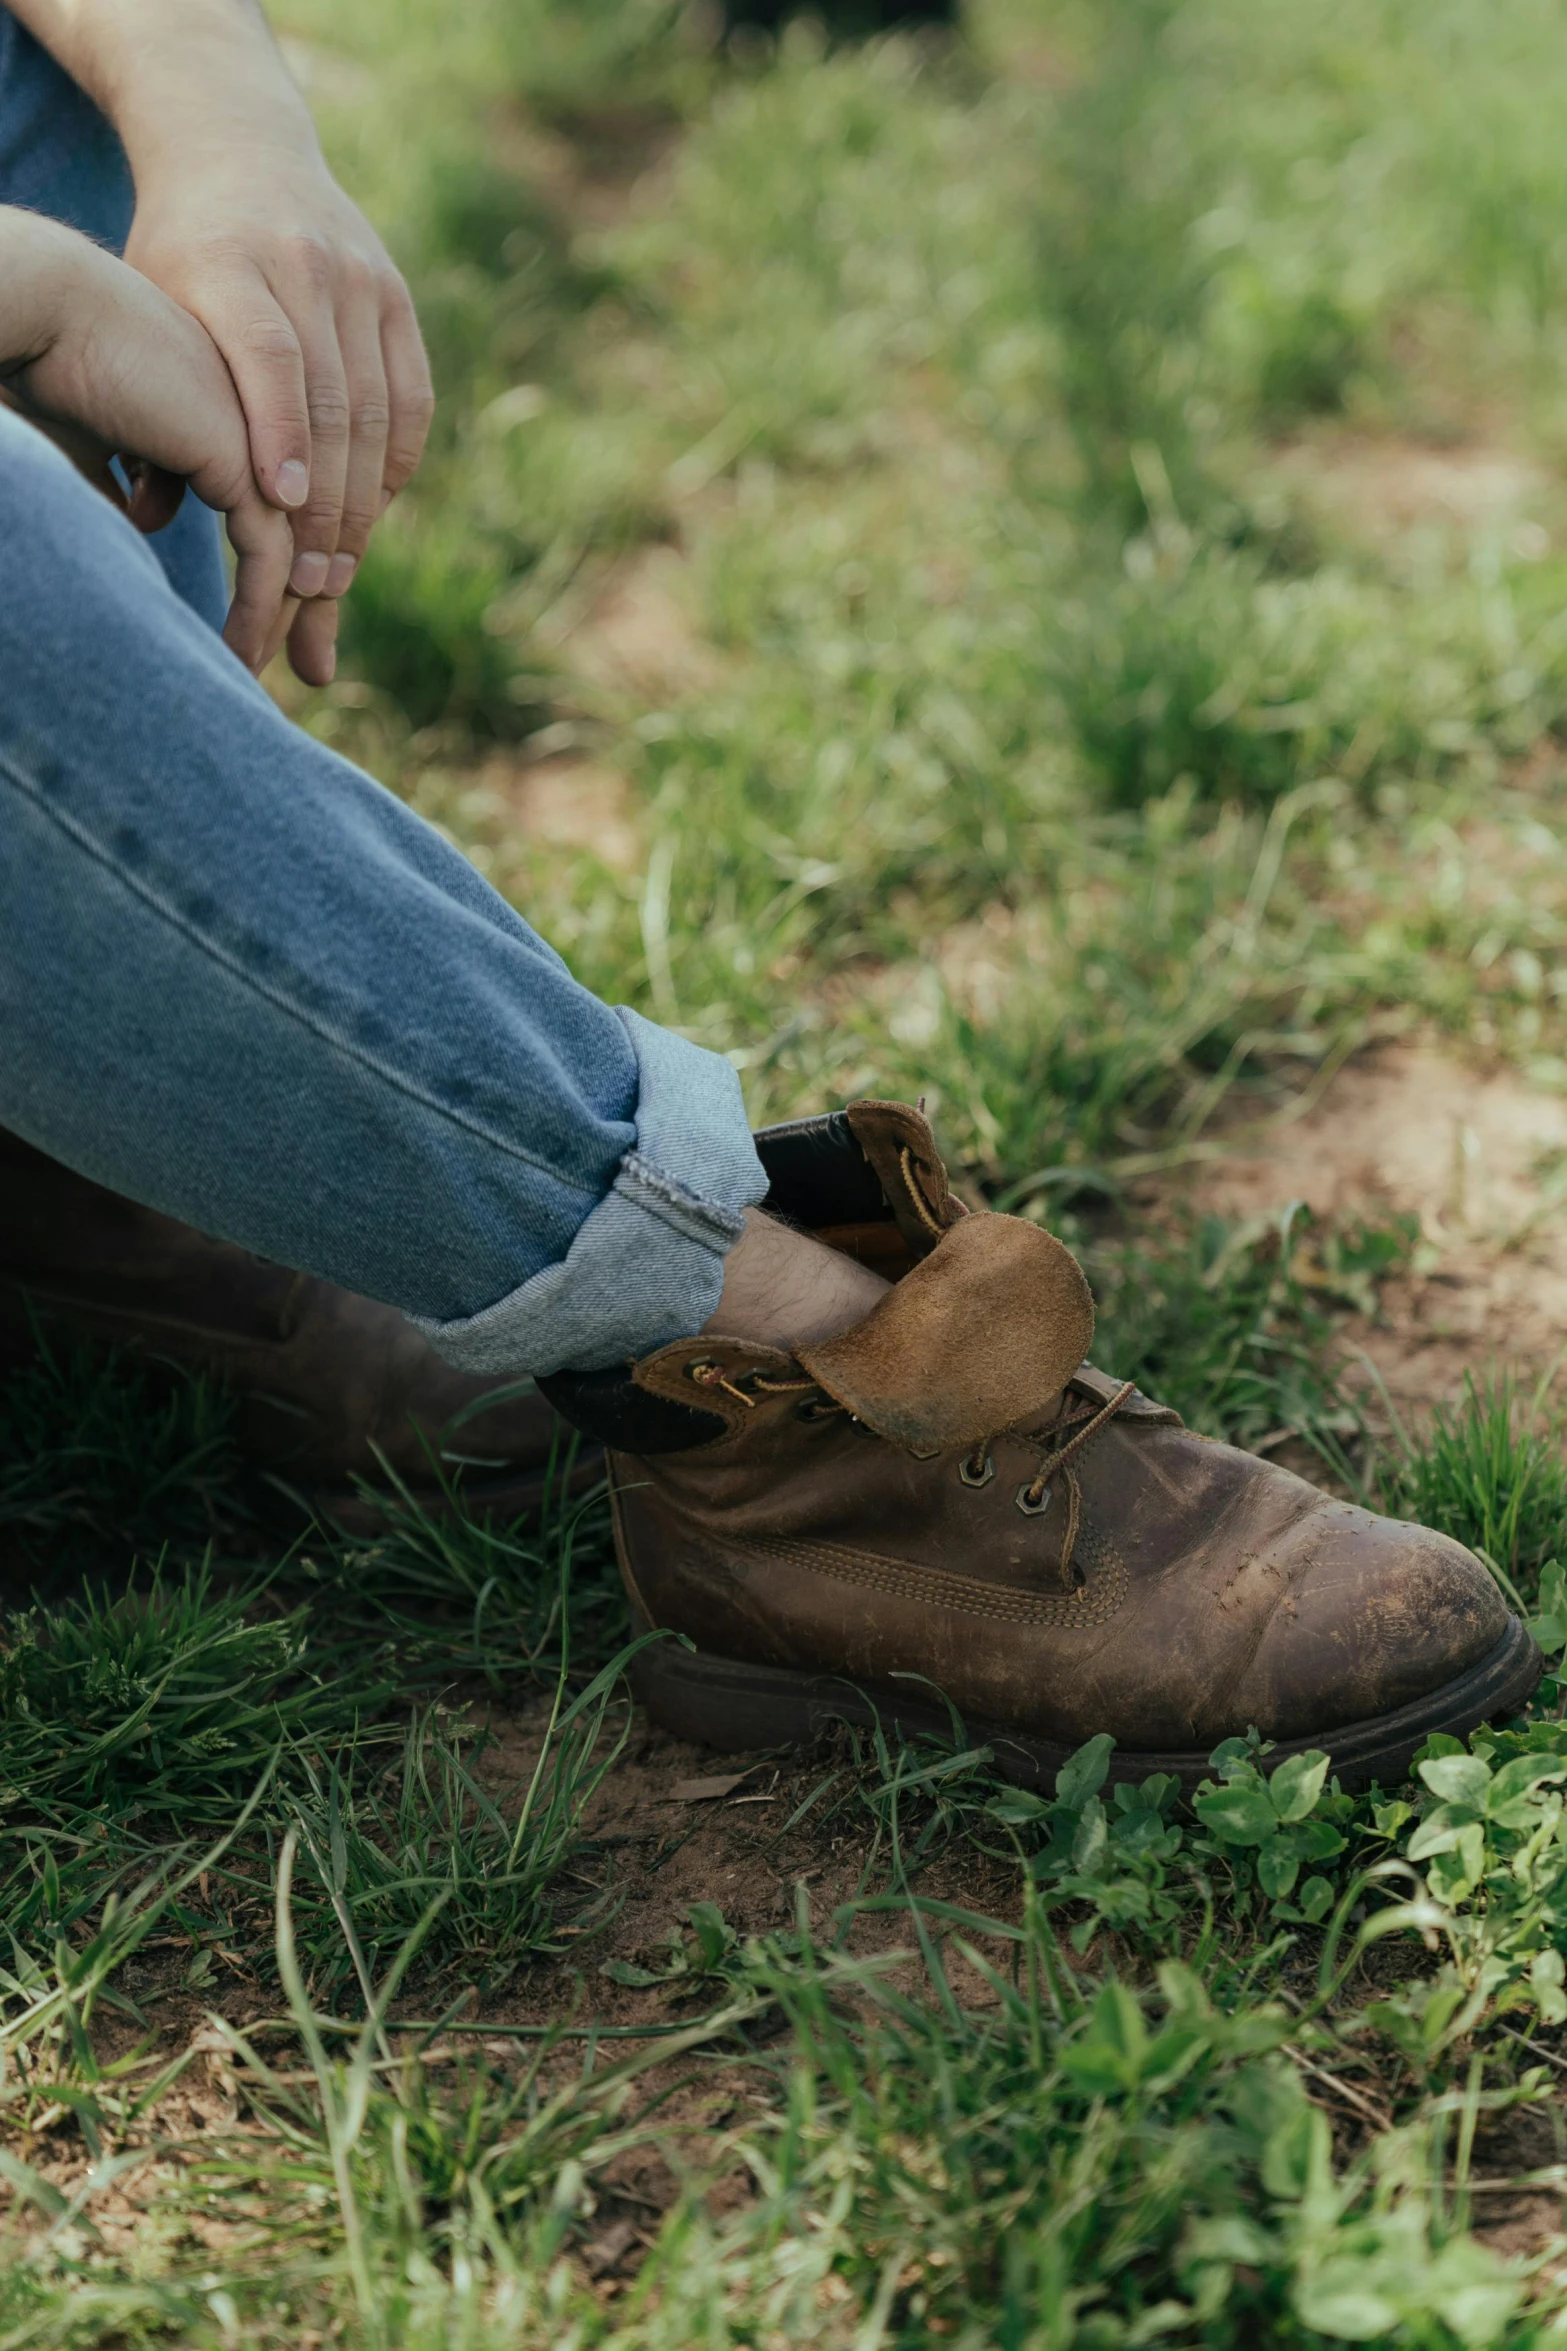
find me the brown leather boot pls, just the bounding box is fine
[540,1101,1539,1790]
[0,1126,590,1529]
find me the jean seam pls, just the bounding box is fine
[0,750,608,1202]
[614,1148,748,1249]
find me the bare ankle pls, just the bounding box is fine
[702,1207,889,1352]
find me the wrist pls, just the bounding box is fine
[119,90,323,203]
[57,1,321,194]
[0,211,102,375]
[128,111,325,214]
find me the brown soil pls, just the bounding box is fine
[1267,431,1555,558]
[554,543,724,705]
[472,747,643,870]
[472,1697,1022,2034]
[0,1696,1023,2270]
[1191,1037,1567,1418]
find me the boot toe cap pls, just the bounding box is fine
[1227,1500,1512,1744]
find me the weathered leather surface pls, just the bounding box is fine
[845,1098,967,1253]
[795,1213,1095,1452]
[612,1103,1510,1752]
[611,1374,1508,1747]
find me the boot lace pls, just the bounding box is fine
[690,1361,1138,1592]
[961,1378,1137,1587]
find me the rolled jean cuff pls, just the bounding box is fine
[411,1007,768,1376]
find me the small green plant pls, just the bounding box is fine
[600,1899,744,1997]
[987,1732,1188,1950]
[1191,1737,1353,1924]
[1372,1728,1567,2032]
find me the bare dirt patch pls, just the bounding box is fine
[1193,1037,1567,1415]
[470,747,643,869]
[554,543,722,705]
[1266,431,1556,558]
[470,1698,1019,2039]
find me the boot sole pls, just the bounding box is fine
[629,1613,1543,1794]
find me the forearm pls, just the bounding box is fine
[0,208,92,377]
[5,0,318,180]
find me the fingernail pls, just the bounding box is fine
[276,459,310,509]
[290,550,331,597]
[324,552,358,598]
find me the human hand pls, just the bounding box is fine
[0,212,297,673]
[127,141,435,687]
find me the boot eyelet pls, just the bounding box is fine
[958,1454,995,1488]
[795,1397,837,1424]
[687,1358,760,1409]
[1015,1482,1051,1517]
[907,1442,943,1461]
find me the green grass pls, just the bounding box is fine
[1084,1202,1420,1454]
[8,1652,1567,2344]
[0,1560,631,2001]
[0,1334,242,1561]
[1382,1370,1567,1600]
[5,1287,1566,2345]
[15,0,1567,2336]
[0,1567,385,1831]
[280,0,1567,1171]
[290,1447,628,1684]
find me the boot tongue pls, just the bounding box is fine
[795,1211,1095,1453]
[845,1099,966,1256]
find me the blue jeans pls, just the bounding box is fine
[0,18,766,1374]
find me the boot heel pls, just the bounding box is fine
[629,1636,874,1753]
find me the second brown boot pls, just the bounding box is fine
[542,1102,1539,1790]
[0,1125,591,1530]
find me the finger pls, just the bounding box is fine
[286,590,339,688]
[222,489,297,673]
[124,461,186,536]
[260,592,302,676]
[379,278,435,503]
[284,283,353,599]
[326,283,391,594]
[197,265,313,514]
